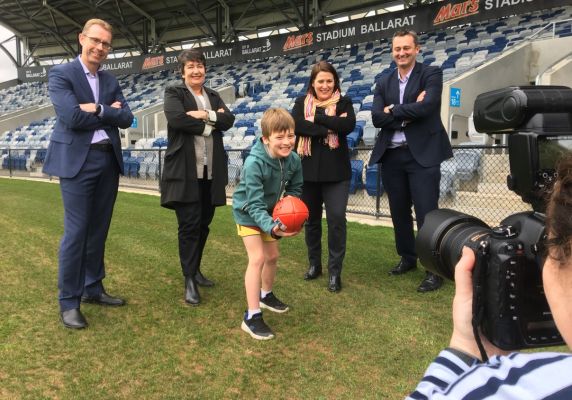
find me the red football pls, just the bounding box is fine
[272,196,309,233]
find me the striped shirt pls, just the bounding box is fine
[407,349,572,399]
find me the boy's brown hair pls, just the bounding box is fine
[260,108,295,138]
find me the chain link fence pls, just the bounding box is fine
[1,145,531,225]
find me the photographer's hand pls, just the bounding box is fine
[450,247,508,360]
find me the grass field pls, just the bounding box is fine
[0,178,456,399]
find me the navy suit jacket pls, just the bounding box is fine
[43,58,134,178]
[368,62,452,168]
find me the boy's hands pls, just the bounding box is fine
[272,223,299,237]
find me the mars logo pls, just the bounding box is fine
[434,0,480,25]
[142,55,165,70]
[283,32,313,52]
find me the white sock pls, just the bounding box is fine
[247,309,261,319]
[260,289,271,299]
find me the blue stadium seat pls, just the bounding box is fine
[365,164,384,197]
[349,159,364,194]
[440,160,458,199]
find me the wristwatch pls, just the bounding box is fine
[387,104,395,114]
[94,104,102,115]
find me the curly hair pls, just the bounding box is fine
[545,154,572,266]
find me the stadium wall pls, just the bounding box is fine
[442,36,572,144]
[535,50,572,86]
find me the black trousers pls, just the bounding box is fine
[380,147,440,265]
[174,178,215,278]
[301,179,350,276]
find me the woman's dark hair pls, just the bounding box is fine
[545,154,572,266]
[306,61,341,98]
[178,49,206,76]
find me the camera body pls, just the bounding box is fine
[416,86,572,350]
[418,209,562,350]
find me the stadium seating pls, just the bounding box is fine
[349,159,364,194]
[365,164,384,197]
[2,4,572,185]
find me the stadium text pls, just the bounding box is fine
[484,0,533,10]
[241,40,271,55]
[360,15,416,33]
[102,61,134,71]
[25,68,47,79]
[165,56,178,65]
[316,27,355,42]
[203,48,233,59]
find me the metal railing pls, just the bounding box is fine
[1,144,530,225]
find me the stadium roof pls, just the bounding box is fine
[0,0,433,66]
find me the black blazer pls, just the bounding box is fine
[160,83,235,209]
[292,95,356,182]
[368,62,453,168]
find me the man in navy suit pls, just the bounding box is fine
[369,30,453,292]
[43,19,134,328]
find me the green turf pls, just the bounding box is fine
[0,178,456,399]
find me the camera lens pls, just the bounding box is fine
[416,209,491,280]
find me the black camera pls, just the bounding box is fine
[416,86,572,350]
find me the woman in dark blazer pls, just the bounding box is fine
[291,61,356,292]
[161,49,235,305]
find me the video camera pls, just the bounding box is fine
[416,86,572,350]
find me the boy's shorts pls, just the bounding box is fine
[236,224,276,242]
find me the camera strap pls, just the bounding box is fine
[472,242,490,362]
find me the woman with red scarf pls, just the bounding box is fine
[291,61,356,292]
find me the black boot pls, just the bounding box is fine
[328,274,342,292]
[304,265,322,280]
[185,276,200,305]
[194,269,215,287]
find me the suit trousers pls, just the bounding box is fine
[381,146,440,265]
[58,148,119,311]
[301,179,350,276]
[174,178,216,278]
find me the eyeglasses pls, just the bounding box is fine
[83,35,113,51]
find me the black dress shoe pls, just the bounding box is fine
[60,308,88,329]
[388,259,417,275]
[417,272,443,293]
[328,275,342,292]
[81,291,126,306]
[194,270,215,287]
[304,265,322,280]
[185,276,200,305]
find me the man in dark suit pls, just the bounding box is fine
[43,19,134,328]
[369,30,453,292]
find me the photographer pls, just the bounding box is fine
[408,155,572,399]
